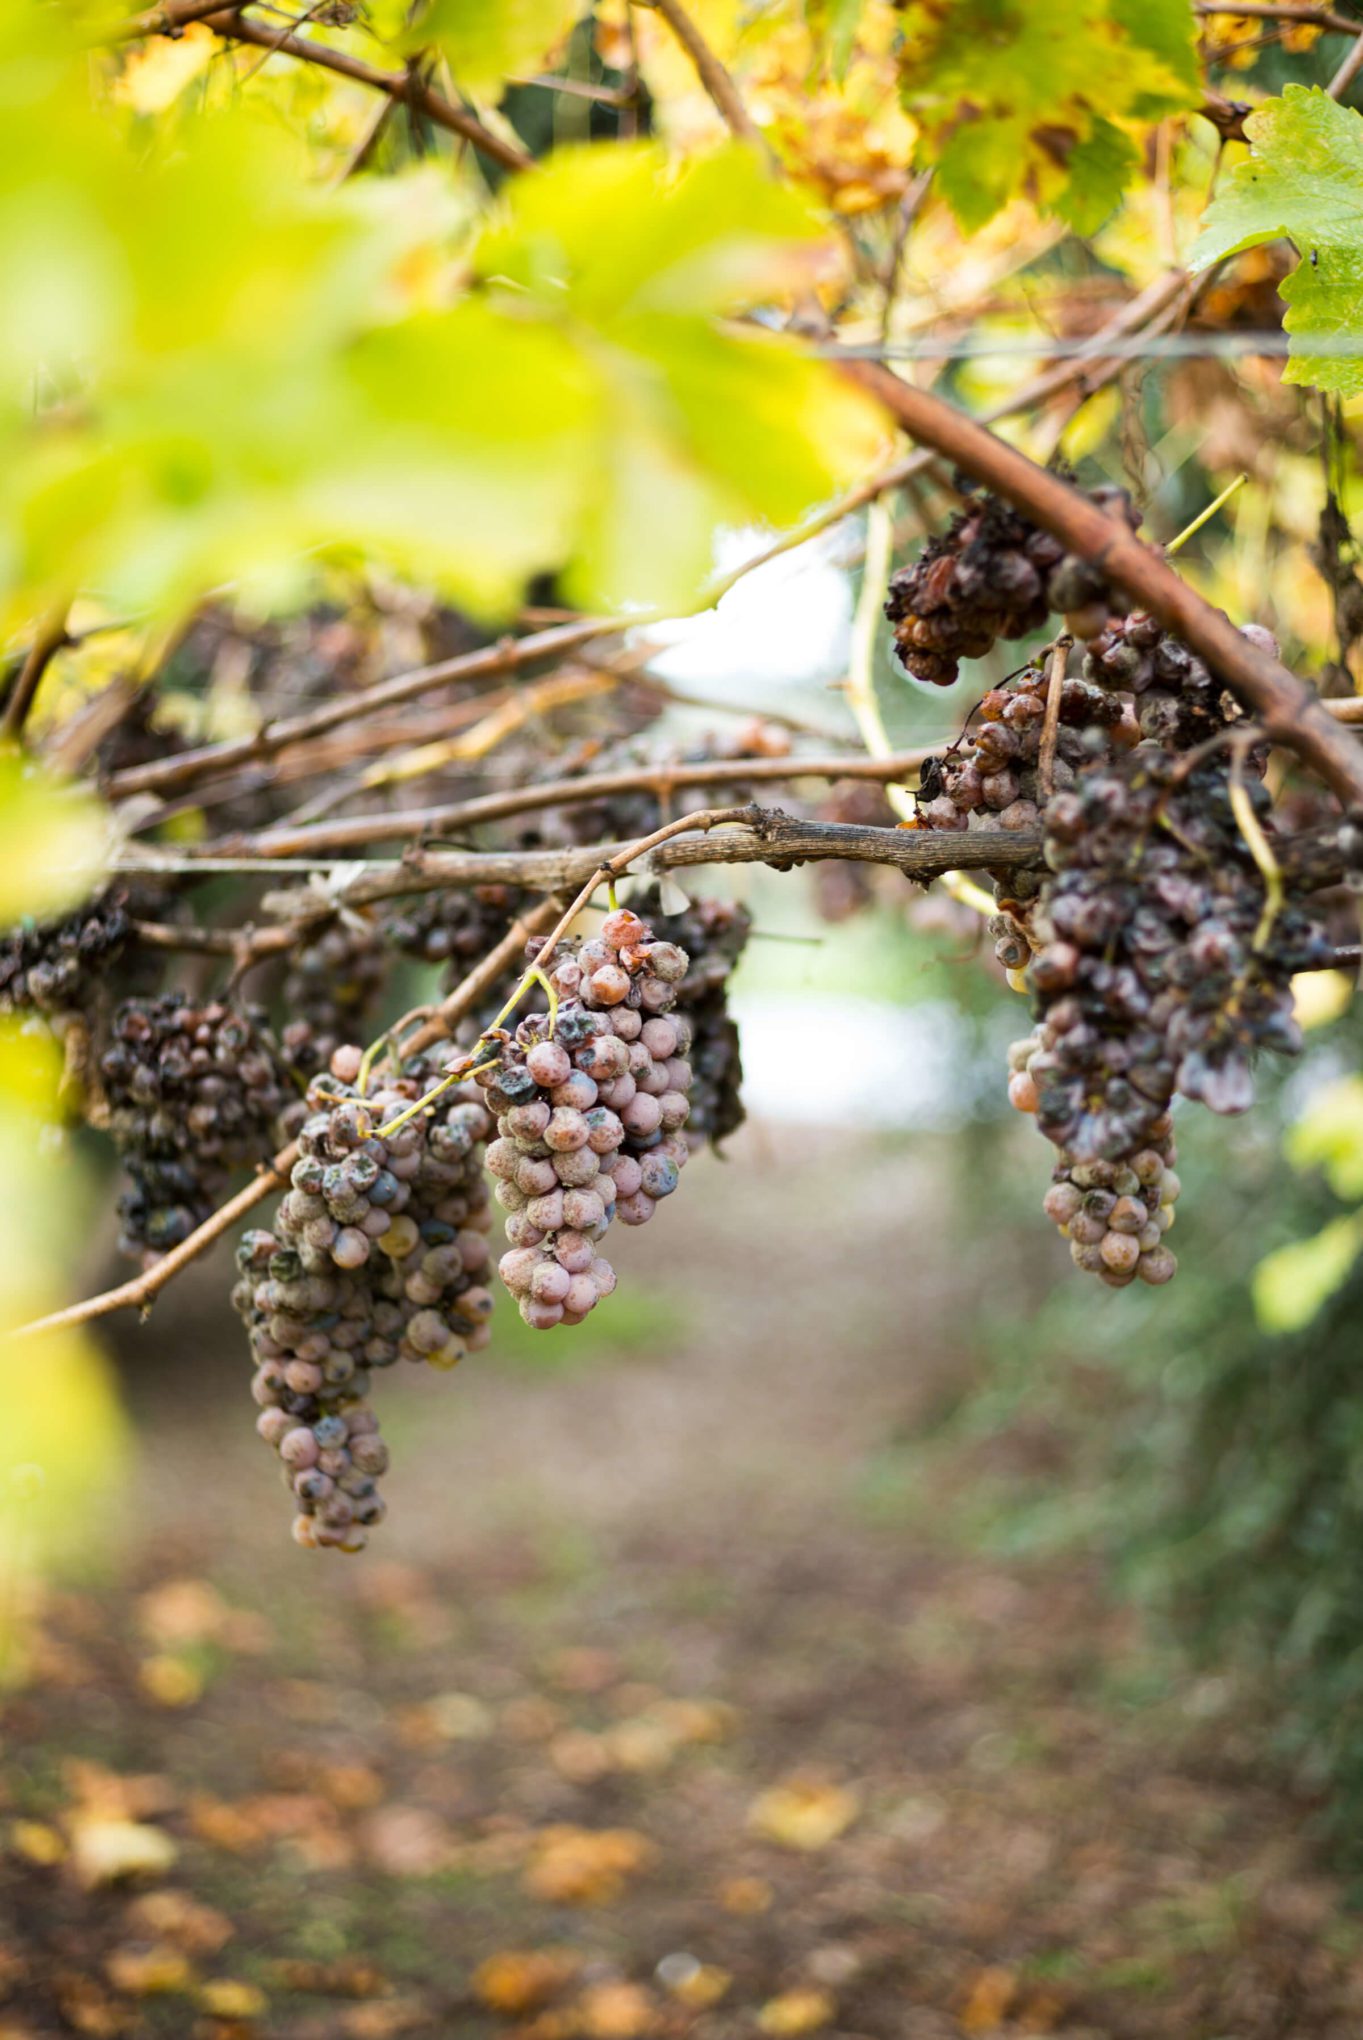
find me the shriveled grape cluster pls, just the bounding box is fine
[1009,1032,1180,1288]
[280,913,389,1076]
[482,907,693,1330]
[0,888,139,1021]
[894,483,1343,1288]
[884,485,1140,686]
[100,995,294,1264]
[385,883,523,986]
[233,1045,494,1550]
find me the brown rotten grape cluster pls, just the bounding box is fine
[892,487,1339,1288]
[233,1046,495,1550]
[884,483,1140,685]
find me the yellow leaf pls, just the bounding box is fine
[138,1655,204,1710]
[112,22,215,116]
[523,1825,653,1906]
[747,1775,860,1851]
[105,1946,195,1996]
[960,1966,1017,2034]
[472,1948,579,2015]
[576,1981,660,2039]
[69,1815,178,1888]
[197,1979,267,2020]
[757,1987,837,2036]
[661,1960,731,2009]
[9,1818,67,1866]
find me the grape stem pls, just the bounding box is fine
[14,1141,299,1340]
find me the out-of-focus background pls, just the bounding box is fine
[11,5,1363,2036]
[8,541,1363,2040]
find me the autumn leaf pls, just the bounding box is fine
[523,1826,654,1906]
[747,1774,861,1851]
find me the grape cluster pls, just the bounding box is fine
[233,1044,494,1549]
[1081,613,1280,750]
[481,907,693,1329]
[280,914,389,1077]
[0,888,140,1021]
[884,486,1140,686]
[1032,750,1331,1139]
[1010,1030,1180,1288]
[100,995,294,1264]
[638,888,751,1151]
[385,885,523,986]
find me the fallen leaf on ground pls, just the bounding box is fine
[576,1980,659,2038]
[338,1998,430,2038]
[718,1875,772,1914]
[124,1890,233,1956]
[68,1817,178,1889]
[959,1967,1017,2034]
[136,1579,227,1649]
[54,1972,133,2037]
[393,1693,495,1750]
[268,1958,390,1999]
[361,1804,455,1876]
[473,1949,580,2015]
[524,1826,653,1907]
[756,1987,837,2035]
[105,1946,195,1996]
[197,1979,267,2019]
[63,1762,175,1821]
[747,1776,860,1852]
[139,1654,205,1708]
[660,1960,730,2009]
[9,1819,66,1866]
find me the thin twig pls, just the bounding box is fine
[1038,638,1070,800]
[1196,1,1363,32]
[636,0,766,148]
[199,748,943,859]
[17,1143,298,1338]
[197,9,531,174]
[1,605,70,743]
[1329,23,1363,92]
[111,0,243,36]
[102,618,621,801]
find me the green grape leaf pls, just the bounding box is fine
[1284,1075,1363,1200]
[1190,87,1363,396]
[1253,1213,1363,1334]
[471,142,886,610]
[398,0,581,97]
[899,0,1199,234]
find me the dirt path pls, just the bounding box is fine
[2,1129,1358,2039]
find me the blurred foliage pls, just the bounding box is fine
[897,0,1199,233]
[900,990,1363,1857]
[0,769,126,1631]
